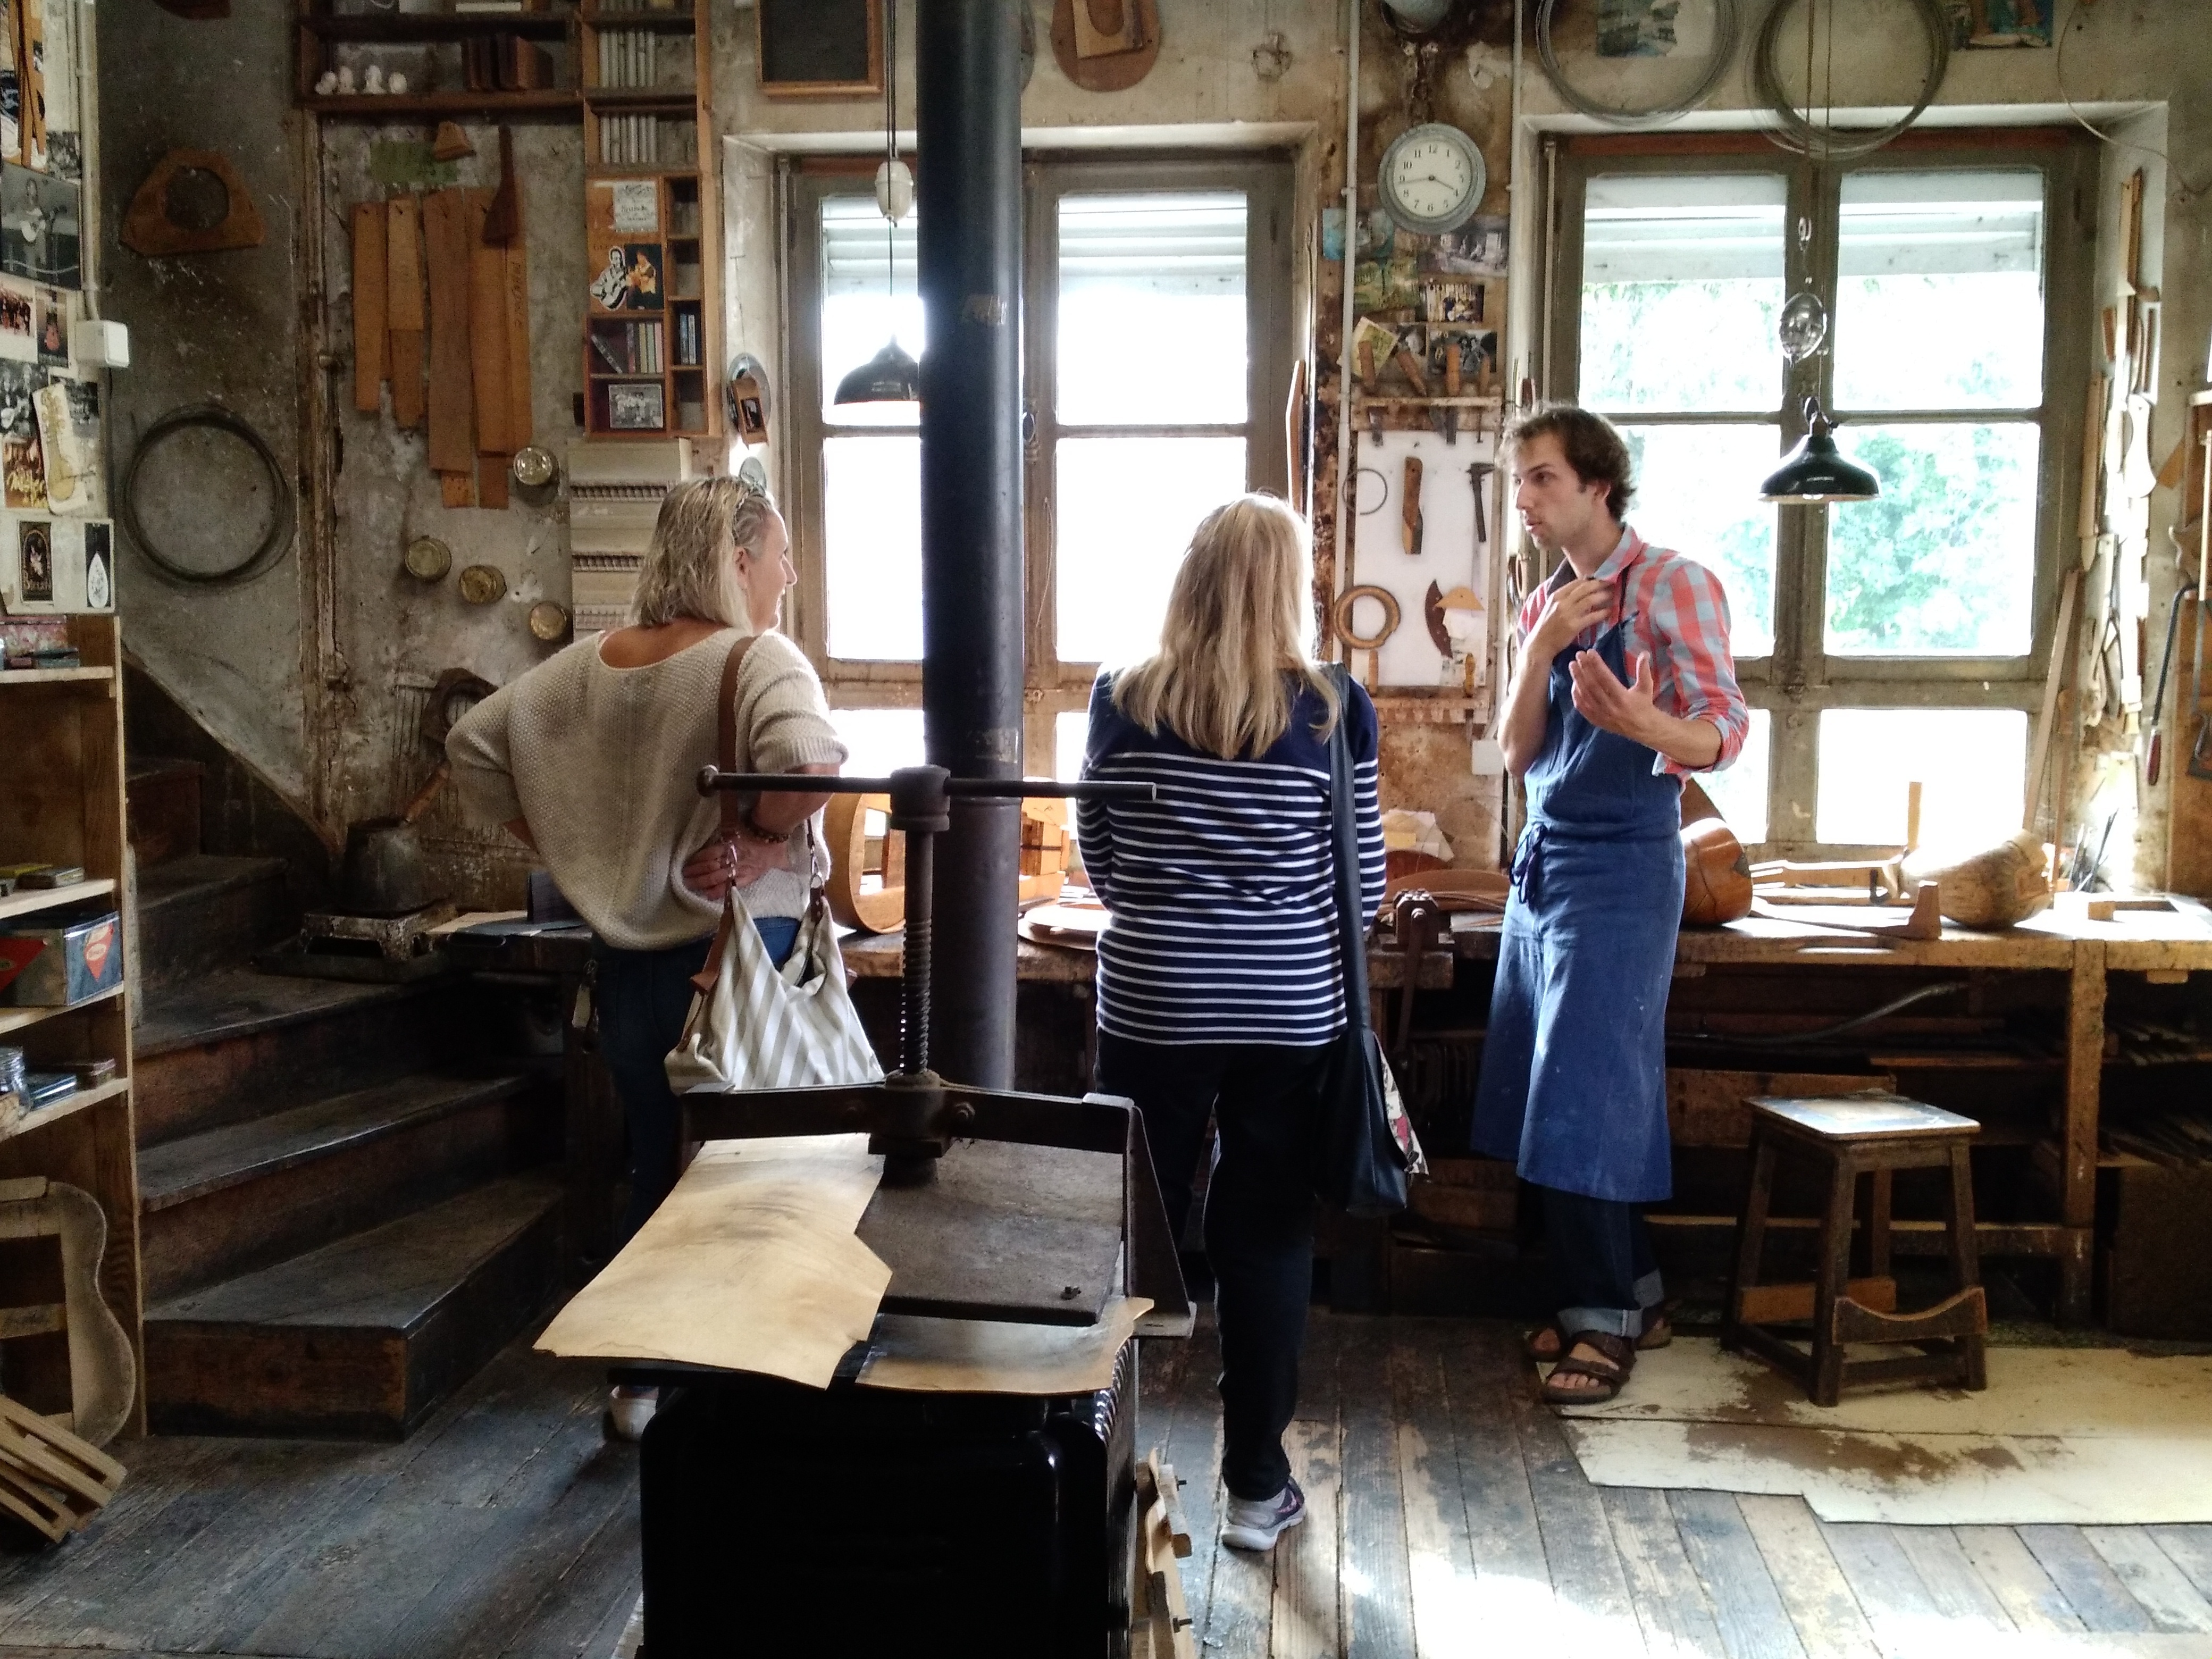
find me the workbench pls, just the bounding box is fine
[1438,895,2212,1323]
[441,898,2212,1325]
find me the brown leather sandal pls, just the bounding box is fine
[1524,1312,1672,1362]
[1540,1330,1637,1405]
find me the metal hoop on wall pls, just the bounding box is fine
[1752,0,1950,161]
[1535,0,1742,129]
[120,404,296,587]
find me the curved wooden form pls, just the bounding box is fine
[120,149,265,257]
[824,792,905,933]
[0,1177,136,1447]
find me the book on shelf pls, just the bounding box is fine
[463,33,556,92]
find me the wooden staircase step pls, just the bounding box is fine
[125,755,206,867]
[145,1172,566,1438]
[134,969,457,1144]
[139,1070,555,1301]
[133,854,295,991]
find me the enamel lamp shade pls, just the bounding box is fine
[1761,396,1879,504]
[834,338,921,405]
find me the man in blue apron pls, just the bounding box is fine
[1472,406,1749,1404]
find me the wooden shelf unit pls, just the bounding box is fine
[0,613,144,1437]
[294,1,582,118]
[578,0,718,441]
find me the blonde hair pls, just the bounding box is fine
[631,476,779,629]
[1113,494,1340,760]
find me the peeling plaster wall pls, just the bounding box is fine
[99,0,310,809]
[97,1,2212,898]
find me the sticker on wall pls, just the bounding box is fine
[16,515,49,600]
[33,286,62,367]
[0,279,30,362]
[82,520,108,607]
[0,359,43,508]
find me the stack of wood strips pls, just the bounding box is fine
[350,183,532,509]
[0,1394,124,1544]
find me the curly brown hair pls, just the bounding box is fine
[1506,404,1636,518]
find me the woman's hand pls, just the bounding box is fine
[681,835,783,904]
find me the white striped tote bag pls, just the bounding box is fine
[663,887,884,1094]
[660,631,884,1095]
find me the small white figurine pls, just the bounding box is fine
[363,64,386,94]
[387,71,408,95]
[315,69,339,95]
[336,65,357,94]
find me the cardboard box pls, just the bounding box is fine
[0,909,122,1006]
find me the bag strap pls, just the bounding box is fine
[692,632,761,995]
[1325,666,1373,1038]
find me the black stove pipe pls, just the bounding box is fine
[916,0,1025,1090]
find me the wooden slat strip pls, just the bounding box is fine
[0,1302,66,1338]
[2015,1526,2156,1633]
[1818,1520,1946,1640]
[351,201,387,414]
[477,455,511,510]
[466,189,511,456]
[1889,1525,2017,1631]
[1601,1487,1729,1656]
[389,330,426,430]
[1271,1415,1340,1659]
[2080,1528,2212,1633]
[422,187,477,475]
[1439,1321,1553,1641]
[440,470,474,509]
[1735,1495,1882,1659]
[385,195,424,331]
[1953,1525,2088,1635]
[1667,1489,1811,1658]
[504,237,534,451]
[1390,1331,1485,1658]
[2148,1527,2212,1603]
[1338,1326,1414,1659]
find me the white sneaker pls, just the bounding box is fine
[604,1385,657,1442]
[1220,1478,1305,1551]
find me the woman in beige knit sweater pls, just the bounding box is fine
[449,474,848,1258]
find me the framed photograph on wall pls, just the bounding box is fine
[607,381,666,432]
[756,0,883,99]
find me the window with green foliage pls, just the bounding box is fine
[1546,135,2090,856]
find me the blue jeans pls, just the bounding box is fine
[1542,1185,1663,1339]
[596,917,801,1244]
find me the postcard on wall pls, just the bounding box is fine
[33,284,62,366]
[1420,215,1509,279]
[1941,0,2049,46]
[588,241,663,313]
[608,179,659,235]
[0,361,43,508]
[15,514,48,601]
[34,374,96,514]
[1,165,80,289]
[81,518,109,608]
[0,277,30,361]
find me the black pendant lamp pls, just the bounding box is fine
[835,0,918,407]
[1761,395,1879,504]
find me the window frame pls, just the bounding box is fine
[1542,129,2093,856]
[782,150,1297,772]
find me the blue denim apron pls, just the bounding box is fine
[1470,563,1684,1203]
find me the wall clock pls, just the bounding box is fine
[1377,122,1486,237]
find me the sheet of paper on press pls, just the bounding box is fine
[536,1134,891,1388]
[857,1295,1153,1396]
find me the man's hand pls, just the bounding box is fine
[1569,648,1660,744]
[1528,577,1614,661]
[681,835,784,904]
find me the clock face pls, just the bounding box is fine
[1381,124,1485,234]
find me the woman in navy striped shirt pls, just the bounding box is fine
[1079,495,1385,1553]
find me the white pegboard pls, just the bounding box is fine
[1346,426,1501,690]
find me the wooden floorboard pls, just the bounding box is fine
[1,1311,2194,1659]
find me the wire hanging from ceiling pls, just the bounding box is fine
[1752,0,1949,161]
[1533,0,1741,129]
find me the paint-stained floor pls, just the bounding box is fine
[5,1313,2211,1657]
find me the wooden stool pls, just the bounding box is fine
[1722,1094,1988,1407]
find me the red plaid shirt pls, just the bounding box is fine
[1514,525,1749,780]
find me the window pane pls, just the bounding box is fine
[822,196,923,428]
[1058,192,1246,425]
[1581,173,1786,414]
[1816,708,2026,847]
[1834,171,2044,412]
[830,708,926,778]
[1695,708,1770,843]
[1055,436,1247,667]
[1055,709,1090,782]
[1824,422,2039,657]
[823,435,921,660]
[1615,423,1777,656]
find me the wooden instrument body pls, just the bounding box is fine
[1681,816,1753,926]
